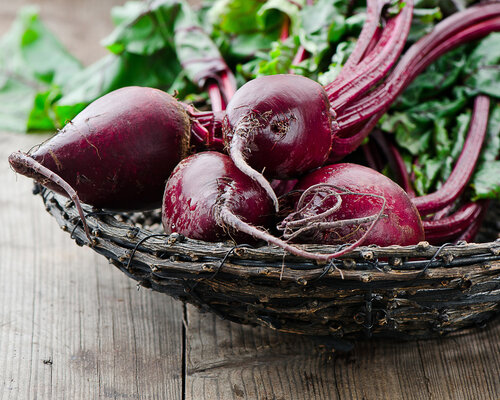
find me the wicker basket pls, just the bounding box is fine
[39,185,500,340]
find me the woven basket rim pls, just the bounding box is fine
[39,186,500,282]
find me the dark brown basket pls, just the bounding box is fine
[39,185,500,340]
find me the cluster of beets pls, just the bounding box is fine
[9,1,500,261]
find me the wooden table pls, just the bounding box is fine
[1,1,500,399]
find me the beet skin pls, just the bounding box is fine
[9,86,191,210]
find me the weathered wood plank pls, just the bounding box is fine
[1,130,185,399]
[185,302,500,400]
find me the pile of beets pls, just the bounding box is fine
[9,1,500,261]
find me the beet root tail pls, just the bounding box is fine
[8,151,92,242]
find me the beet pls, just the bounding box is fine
[222,74,335,210]
[9,86,191,211]
[162,151,274,243]
[279,163,424,247]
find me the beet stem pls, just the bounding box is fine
[331,0,389,78]
[327,1,413,110]
[456,200,490,243]
[207,81,226,111]
[412,96,490,215]
[423,202,483,236]
[8,151,92,242]
[337,10,500,130]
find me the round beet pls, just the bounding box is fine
[222,74,336,210]
[9,86,191,211]
[280,163,424,247]
[162,151,274,243]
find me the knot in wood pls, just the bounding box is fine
[126,227,140,239]
[202,264,215,273]
[167,232,185,245]
[490,246,500,256]
[361,250,374,260]
[441,253,454,264]
[416,241,430,250]
[459,276,472,291]
[389,257,402,267]
[234,247,247,257]
[296,277,308,286]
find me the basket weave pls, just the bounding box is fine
[39,185,500,340]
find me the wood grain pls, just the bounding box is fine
[185,303,500,400]
[1,131,185,400]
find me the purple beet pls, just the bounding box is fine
[162,151,274,243]
[9,86,192,211]
[279,163,424,247]
[222,74,336,210]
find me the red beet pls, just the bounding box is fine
[279,163,424,247]
[9,86,191,211]
[162,151,274,243]
[222,74,336,210]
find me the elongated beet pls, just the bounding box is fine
[9,86,192,211]
[279,163,424,247]
[222,74,336,210]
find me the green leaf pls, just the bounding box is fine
[257,0,304,33]
[464,33,500,98]
[102,1,175,56]
[471,161,500,200]
[0,6,82,132]
[298,0,348,69]
[208,0,268,34]
[479,103,500,162]
[172,0,230,86]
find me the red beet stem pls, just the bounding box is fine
[370,130,415,196]
[280,15,290,40]
[329,114,380,161]
[327,0,413,110]
[329,9,500,159]
[327,0,389,82]
[337,7,500,130]
[423,200,488,244]
[412,96,490,215]
[183,106,225,150]
[457,200,490,243]
[423,202,483,237]
[9,151,92,242]
[207,81,226,111]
